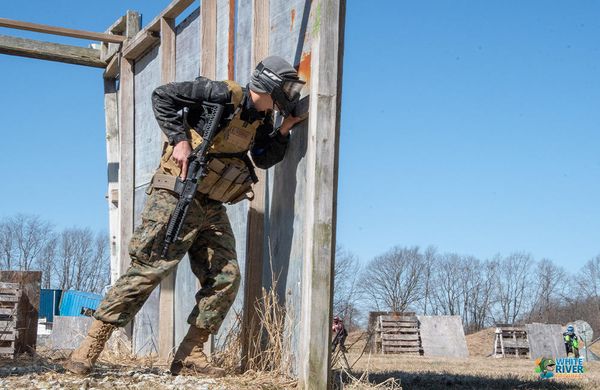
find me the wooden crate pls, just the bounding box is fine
[377,313,423,355]
[493,325,529,358]
[0,282,20,358]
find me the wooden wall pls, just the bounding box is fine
[106,0,344,386]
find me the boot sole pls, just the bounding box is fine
[64,360,92,375]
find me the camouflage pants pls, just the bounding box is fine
[94,189,240,334]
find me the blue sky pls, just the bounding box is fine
[1,1,598,268]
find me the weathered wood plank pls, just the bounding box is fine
[0,34,104,68]
[146,0,196,32]
[0,308,16,316]
[0,333,16,341]
[200,0,217,78]
[381,315,418,322]
[240,0,269,371]
[118,60,136,277]
[122,30,160,60]
[198,0,217,357]
[299,0,346,387]
[501,340,529,348]
[0,17,125,43]
[383,347,422,353]
[381,334,420,341]
[0,271,40,354]
[117,12,141,283]
[158,17,177,363]
[104,55,119,79]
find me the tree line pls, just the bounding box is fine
[334,245,600,334]
[0,214,110,293]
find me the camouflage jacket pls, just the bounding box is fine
[151,77,289,169]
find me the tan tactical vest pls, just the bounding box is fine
[150,80,261,204]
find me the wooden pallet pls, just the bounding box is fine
[377,313,423,355]
[493,325,529,358]
[0,282,20,358]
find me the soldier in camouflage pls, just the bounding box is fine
[65,56,306,376]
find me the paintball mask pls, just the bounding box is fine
[252,61,305,117]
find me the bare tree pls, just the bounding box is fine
[418,246,437,315]
[493,252,534,324]
[359,246,423,313]
[431,253,464,316]
[0,214,54,271]
[56,228,109,293]
[0,221,14,270]
[577,255,600,318]
[468,259,497,331]
[38,236,58,289]
[526,258,569,323]
[333,246,361,330]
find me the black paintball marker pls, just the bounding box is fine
[162,102,225,257]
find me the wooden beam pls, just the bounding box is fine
[240,0,269,372]
[158,17,177,363]
[117,13,140,279]
[0,17,125,44]
[199,0,217,357]
[122,30,159,60]
[0,34,104,67]
[146,0,197,32]
[118,56,135,278]
[107,16,126,35]
[201,0,217,78]
[298,0,346,388]
[119,0,195,61]
[104,76,120,285]
[103,55,119,79]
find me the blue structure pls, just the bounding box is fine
[39,289,63,322]
[58,290,103,317]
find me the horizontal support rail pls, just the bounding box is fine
[0,17,126,44]
[0,34,104,68]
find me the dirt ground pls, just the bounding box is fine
[3,331,600,389]
[0,352,296,390]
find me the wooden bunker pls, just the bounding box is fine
[0,1,345,388]
[368,312,469,358]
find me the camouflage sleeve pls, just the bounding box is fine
[250,115,290,169]
[152,77,231,145]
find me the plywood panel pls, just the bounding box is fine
[418,315,469,358]
[173,7,201,348]
[175,9,200,81]
[265,0,313,371]
[134,46,162,188]
[526,323,567,360]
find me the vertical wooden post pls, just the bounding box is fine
[299,0,345,388]
[240,0,269,371]
[104,66,120,285]
[117,11,141,277]
[201,0,217,78]
[200,0,217,355]
[158,17,177,362]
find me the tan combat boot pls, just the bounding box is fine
[64,319,116,375]
[170,326,225,377]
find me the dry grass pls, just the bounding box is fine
[345,353,600,389]
[465,327,496,357]
[213,268,297,388]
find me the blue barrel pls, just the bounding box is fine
[58,290,103,317]
[39,289,63,322]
